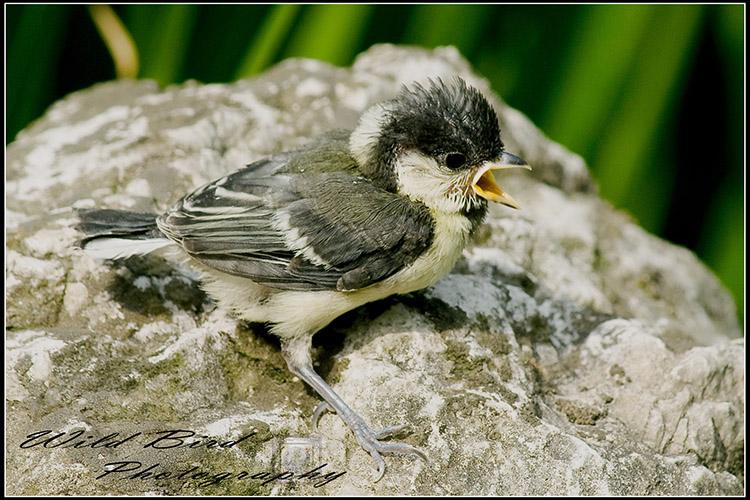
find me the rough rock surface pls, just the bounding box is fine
[5,45,744,495]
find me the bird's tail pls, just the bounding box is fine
[75,208,172,260]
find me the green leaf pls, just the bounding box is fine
[698,4,744,318]
[592,6,704,232]
[235,4,300,78]
[402,5,493,57]
[125,5,198,85]
[7,5,70,143]
[282,5,374,66]
[543,5,655,158]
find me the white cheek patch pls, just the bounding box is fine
[395,151,468,213]
[349,103,391,167]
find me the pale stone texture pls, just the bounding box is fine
[5,45,743,495]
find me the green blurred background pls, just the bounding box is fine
[6,4,744,318]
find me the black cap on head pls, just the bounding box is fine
[364,77,505,191]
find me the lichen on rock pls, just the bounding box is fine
[5,44,743,495]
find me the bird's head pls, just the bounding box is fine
[350,77,529,214]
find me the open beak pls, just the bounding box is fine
[471,152,531,209]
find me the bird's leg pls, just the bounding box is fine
[281,336,427,482]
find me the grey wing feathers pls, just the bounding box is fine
[157,151,434,291]
[77,209,161,245]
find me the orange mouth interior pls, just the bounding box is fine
[474,170,503,198]
[471,167,520,209]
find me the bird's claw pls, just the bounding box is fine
[310,402,426,482]
[311,401,333,432]
[351,419,427,482]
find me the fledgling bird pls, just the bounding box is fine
[76,77,529,481]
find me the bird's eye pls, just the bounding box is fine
[445,152,467,170]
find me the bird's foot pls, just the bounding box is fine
[352,420,428,482]
[310,401,427,482]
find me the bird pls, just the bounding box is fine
[75,77,530,481]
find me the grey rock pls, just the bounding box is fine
[5,44,743,495]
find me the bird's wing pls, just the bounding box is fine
[157,158,435,291]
